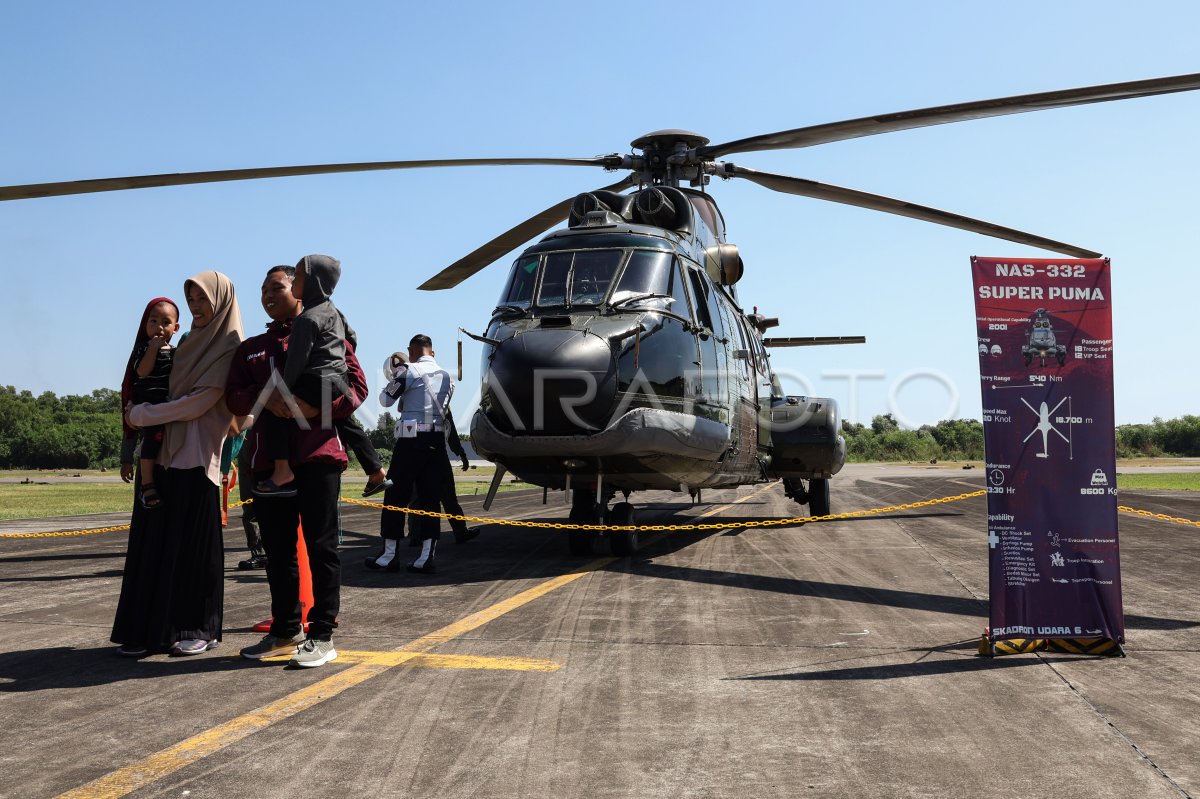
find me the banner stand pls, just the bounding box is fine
[977,635,1125,658]
[970,256,1124,657]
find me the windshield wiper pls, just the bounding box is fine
[610,292,671,310]
[491,304,527,317]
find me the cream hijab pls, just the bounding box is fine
[159,271,244,462]
[170,271,244,396]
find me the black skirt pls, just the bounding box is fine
[111,466,224,650]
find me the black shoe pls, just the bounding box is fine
[362,478,393,498]
[406,560,437,574]
[454,527,480,544]
[364,552,402,572]
[237,554,268,570]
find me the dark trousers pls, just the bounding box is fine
[405,448,466,536]
[236,442,263,556]
[256,462,342,640]
[380,431,449,542]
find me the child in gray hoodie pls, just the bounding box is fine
[255,254,390,498]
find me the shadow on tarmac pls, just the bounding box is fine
[629,561,1199,632]
[0,570,123,583]
[0,647,260,692]
[736,654,1056,681]
[0,552,126,565]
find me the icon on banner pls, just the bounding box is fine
[1022,397,1071,459]
[1090,469,1108,486]
[1021,308,1067,368]
[990,344,1002,356]
[1050,552,1065,567]
[1048,530,1061,548]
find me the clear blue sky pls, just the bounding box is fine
[3,1,1197,428]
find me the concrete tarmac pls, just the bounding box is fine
[0,463,1197,798]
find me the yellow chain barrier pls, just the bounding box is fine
[0,498,256,539]
[337,490,989,531]
[1116,505,1200,529]
[6,490,1199,539]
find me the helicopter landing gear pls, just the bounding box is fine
[567,488,600,556]
[608,502,639,556]
[808,478,831,517]
[1057,352,1066,366]
[1023,353,1032,367]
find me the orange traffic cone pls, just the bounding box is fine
[252,523,314,633]
[220,466,234,528]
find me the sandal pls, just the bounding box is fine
[140,484,163,510]
[362,478,393,498]
[254,478,298,499]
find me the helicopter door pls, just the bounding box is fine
[685,266,726,425]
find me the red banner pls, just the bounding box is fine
[971,257,1123,646]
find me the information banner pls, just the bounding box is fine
[971,257,1123,643]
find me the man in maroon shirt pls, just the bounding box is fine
[225,264,368,668]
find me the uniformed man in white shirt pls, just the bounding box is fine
[367,334,453,574]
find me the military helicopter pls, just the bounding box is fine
[1022,308,1067,368]
[3,72,1199,556]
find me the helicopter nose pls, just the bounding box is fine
[483,329,617,434]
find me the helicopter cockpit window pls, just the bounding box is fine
[499,256,539,308]
[686,267,715,332]
[610,250,673,306]
[536,249,623,307]
[570,249,620,305]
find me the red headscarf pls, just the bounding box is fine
[121,297,179,440]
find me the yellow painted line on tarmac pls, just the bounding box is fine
[56,485,770,799]
[333,651,563,672]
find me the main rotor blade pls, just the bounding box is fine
[418,174,637,291]
[701,72,1200,158]
[727,165,1101,258]
[763,336,867,347]
[0,157,616,202]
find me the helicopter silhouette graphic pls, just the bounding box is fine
[1021,396,1071,458]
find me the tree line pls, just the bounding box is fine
[1,386,1197,469]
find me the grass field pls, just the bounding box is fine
[0,483,136,521]
[0,473,531,522]
[1116,472,1200,491]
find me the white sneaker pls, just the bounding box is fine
[289,638,338,668]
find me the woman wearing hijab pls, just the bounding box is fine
[111,271,244,657]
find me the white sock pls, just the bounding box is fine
[412,539,434,568]
[375,538,398,566]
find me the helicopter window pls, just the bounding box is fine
[536,249,623,307]
[570,249,621,305]
[500,256,539,308]
[537,252,573,306]
[669,259,693,321]
[686,268,715,332]
[611,250,672,303]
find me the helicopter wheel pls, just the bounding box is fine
[608,502,639,556]
[566,490,600,556]
[1057,353,1066,366]
[808,479,831,518]
[1023,354,1032,367]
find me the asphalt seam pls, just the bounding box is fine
[1039,657,1193,799]
[864,479,1194,798]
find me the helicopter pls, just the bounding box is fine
[1022,308,1067,368]
[3,72,1199,556]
